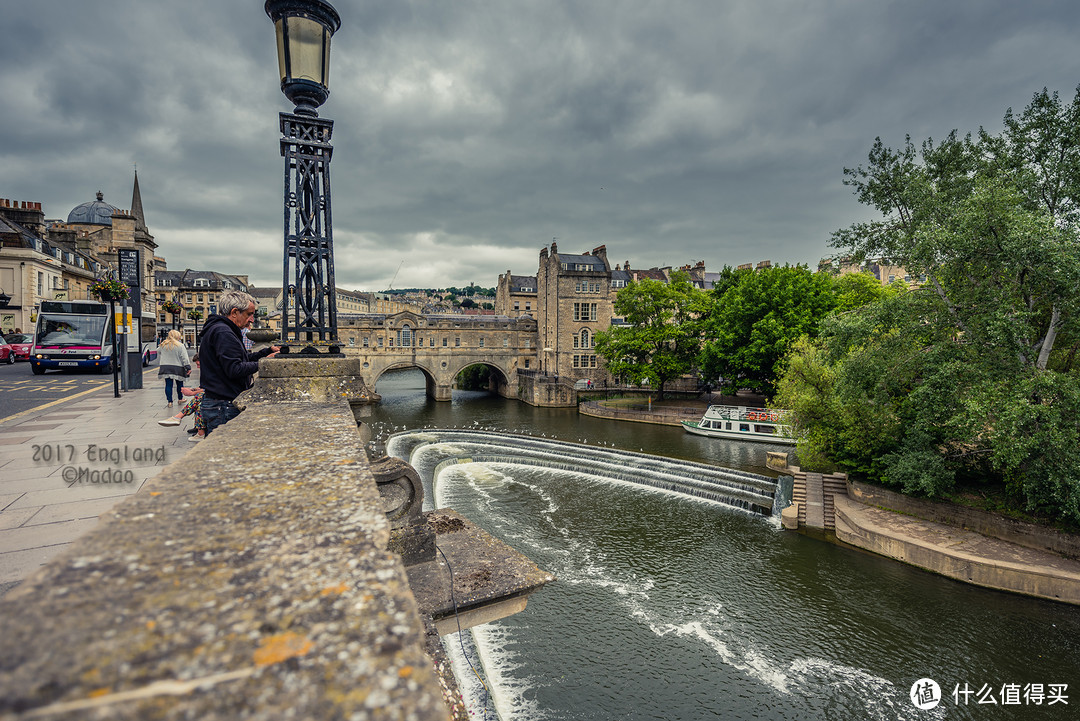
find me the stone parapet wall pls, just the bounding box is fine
[847,479,1080,558]
[0,400,451,720]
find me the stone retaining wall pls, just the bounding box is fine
[578,400,701,426]
[0,401,450,720]
[847,479,1080,559]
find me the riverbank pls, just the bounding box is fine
[578,391,768,426]
[585,396,1080,606]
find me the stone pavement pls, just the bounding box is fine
[834,495,1080,605]
[0,368,198,595]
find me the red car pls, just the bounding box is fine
[3,333,31,362]
[0,338,13,364]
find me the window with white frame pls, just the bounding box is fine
[573,302,597,322]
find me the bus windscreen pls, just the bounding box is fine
[36,315,108,348]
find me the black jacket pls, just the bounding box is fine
[198,315,273,401]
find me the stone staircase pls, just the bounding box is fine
[790,467,848,531]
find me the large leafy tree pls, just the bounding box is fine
[698,264,837,397]
[593,270,703,399]
[780,87,1080,523]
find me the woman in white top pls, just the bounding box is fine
[156,329,190,408]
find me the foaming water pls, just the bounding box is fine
[373,371,1080,720]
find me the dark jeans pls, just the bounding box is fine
[202,397,241,436]
[164,378,184,403]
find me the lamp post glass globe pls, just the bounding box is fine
[265,0,341,116]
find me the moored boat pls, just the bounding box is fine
[682,405,796,445]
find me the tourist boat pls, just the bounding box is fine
[681,405,796,445]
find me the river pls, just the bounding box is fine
[372,369,1079,720]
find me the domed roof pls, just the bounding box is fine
[67,191,119,225]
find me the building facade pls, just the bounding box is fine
[0,200,104,334]
[818,256,923,286]
[155,268,251,346]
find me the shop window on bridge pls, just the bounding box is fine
[479,338,485,347]
[443,337,448,347]
[503,338,509,347]
[455,337,461,347]
[430,337,435,347]
[524,358,530,368]
[363,336,369,347]
[377,337,383,347]
[398,325,413,347]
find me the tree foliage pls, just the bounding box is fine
[593,271,703,399]
[698,264,837,396]
[780,87,1080,523]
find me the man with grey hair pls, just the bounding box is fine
[198,290,279,436]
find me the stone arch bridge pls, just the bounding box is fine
[337,311,540,401]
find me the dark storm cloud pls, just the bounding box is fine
[3,0,1080,289]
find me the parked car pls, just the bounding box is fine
[0,338,14,364]
[3,333,32,361]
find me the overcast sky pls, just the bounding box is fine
[3,1,1079,291]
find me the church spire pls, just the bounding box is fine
[130,167,147,232]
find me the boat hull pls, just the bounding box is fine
[681,420,797,445]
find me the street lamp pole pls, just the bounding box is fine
[265,0,341,351]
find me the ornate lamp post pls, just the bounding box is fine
[265,0,341,350]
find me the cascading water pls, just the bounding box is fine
[371,370,1080,721]
[388,429,780,515]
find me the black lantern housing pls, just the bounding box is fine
[265,0,341,116]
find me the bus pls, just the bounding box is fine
[31,300,115,375]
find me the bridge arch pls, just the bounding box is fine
[343,311,537,402]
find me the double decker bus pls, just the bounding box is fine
[31,300,115,375]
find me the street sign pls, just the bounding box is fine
[117,249,140,287]
[114,310,132,334]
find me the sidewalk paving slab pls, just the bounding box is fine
[0,370,198,592]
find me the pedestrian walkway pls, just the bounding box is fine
[834,496,1080,605]
[0,369,198,595]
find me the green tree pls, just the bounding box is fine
[594,270,703,399]
[456,363,492,390]
[831,271,896,312]
[780,87,1080,523]
[698,264,837,397]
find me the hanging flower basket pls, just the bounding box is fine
[161,300,184,315]
[90,277,130,303]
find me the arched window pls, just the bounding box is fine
[398,324,413,347]
[580,328,590,349]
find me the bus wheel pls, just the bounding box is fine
[100,360,113,375]
[32,364,45,375]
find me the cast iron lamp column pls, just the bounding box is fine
[266,0,341,349]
